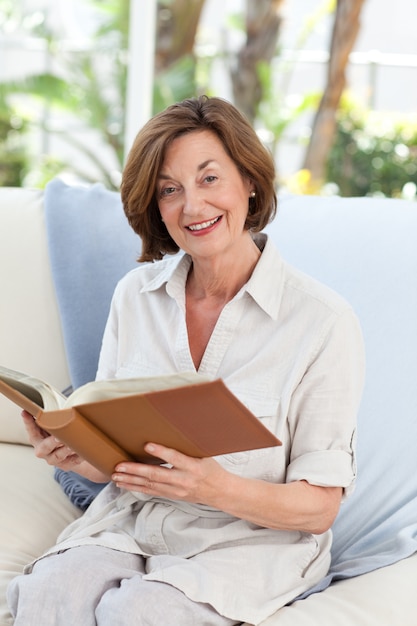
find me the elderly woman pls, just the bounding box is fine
[8,96,365,626]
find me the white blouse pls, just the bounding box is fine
[34,234,365,624]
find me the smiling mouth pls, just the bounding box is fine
[186,216,222,232]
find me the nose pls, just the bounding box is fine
[182,187,204,217]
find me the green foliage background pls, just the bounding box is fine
[0,0,416,200]
[327,101,417,198]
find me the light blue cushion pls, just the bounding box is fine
[267,193,417,588]
[45,179,140,506]
[44,178,140,389]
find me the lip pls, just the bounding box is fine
[185,215,222,234]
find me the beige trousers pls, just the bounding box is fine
[7,545,240,626]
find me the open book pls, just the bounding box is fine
[0,365,281,475]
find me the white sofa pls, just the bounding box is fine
[0,180,416,626]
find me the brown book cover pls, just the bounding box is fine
[0,366,281,476]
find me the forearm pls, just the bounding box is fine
[210,473,342,534]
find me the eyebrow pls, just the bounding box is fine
[197,159,214,171]
[158,159,216,180]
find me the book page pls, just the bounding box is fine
[0,365,66,411]
[65,371,212,407]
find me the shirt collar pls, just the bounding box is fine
[139,234,285,320]
[139,252,190,296]
[245,233,285,320]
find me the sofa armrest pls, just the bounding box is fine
[0,188,71,444]
[0,443,81,625]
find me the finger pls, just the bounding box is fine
[38,439,79,466]
[112,468,170,495]
[49,446,78,464]
[20,411,80,467]
[112,445,190,488]
[143,443,194,468]
[21,411,49,441]
[112,458,172,490]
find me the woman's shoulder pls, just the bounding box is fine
[283,261,353,316]
[260,235,354,318]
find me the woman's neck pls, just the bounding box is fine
[186,234,261,304]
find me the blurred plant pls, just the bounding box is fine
[283,168,324,196]
[23,154,67,189]
[0,102,30,186]
[254,0,334,177]
[303,0,366,183]
[257,62,320,157]
[153,54,198,114]
[229,0,284,123]
[0,0,204,188]
[326,99,417,199]
[0,0,130,188]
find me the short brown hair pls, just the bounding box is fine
[121,95,277,262]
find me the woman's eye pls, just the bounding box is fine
[160,186,176,197]
[204,175,217,183]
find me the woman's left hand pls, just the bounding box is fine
[111,443,226,505]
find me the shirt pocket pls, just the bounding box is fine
[215,388,283,478]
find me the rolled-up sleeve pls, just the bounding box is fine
[286,308,365,497]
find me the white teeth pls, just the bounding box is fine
[188,216,220,231]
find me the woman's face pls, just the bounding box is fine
[156,130,253,262]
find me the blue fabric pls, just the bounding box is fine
[46,182,417,592]
[267,193,417,595]
[54,469,106,511]
[45,178,140,508]
[44,178,140,389]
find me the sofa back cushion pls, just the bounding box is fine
[267,193,417,585]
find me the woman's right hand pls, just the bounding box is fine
[21,410,83,470]
[21,410,111,482]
